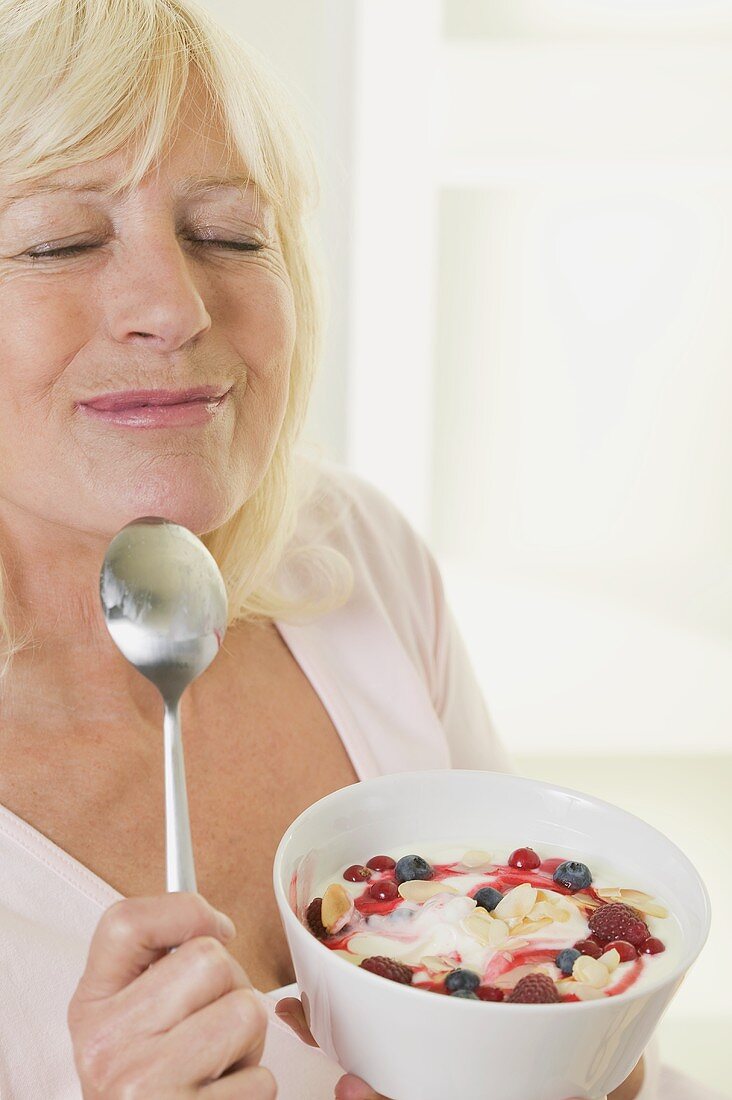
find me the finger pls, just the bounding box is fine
[76,893,237,1000]
[202,1064,277,1098]
[109,933,250,1036]
[274,997,319,1048]
[155,987,267,1086]
[335,1074,391,1100]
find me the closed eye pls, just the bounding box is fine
[24,239,265,260]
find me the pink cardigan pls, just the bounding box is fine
[0,462,712,1098]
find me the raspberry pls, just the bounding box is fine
[360,955,414,984]
[476,985,504,1002]
[588,903,649,947]
[507,973,561,1004]
[306,898,327,939]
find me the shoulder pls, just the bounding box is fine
[296,454,436,598]
[291,452,440,679]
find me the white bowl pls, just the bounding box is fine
[272,770,710,1100]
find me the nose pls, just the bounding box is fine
[106,226,212,351]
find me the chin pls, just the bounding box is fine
[110,470,244,537]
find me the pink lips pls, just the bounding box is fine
[79,386,230,428]
[82,387,227,411]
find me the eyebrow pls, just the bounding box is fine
[1,173,259,211]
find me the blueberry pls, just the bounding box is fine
[450,989,479,999]
[395,854,433,885]
[552,861,592,892]
[555,947,581,976]
[473,887,503,912]
[445,968,480,993]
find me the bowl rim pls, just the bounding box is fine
[272,768,712,1011]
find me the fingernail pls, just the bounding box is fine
[216,912,237,940]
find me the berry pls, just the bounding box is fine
[588,903,649,947]
[395,854,433,885]
[476,985,504,1002]
[573,939,602,959]
[605,940,638,963]
[343,864,372,883]
[360,956,413,984]
[507,974,561,1004]
[368,880,398,902]
[366,855,396,872]
[473,886,504,912]
[552,861,593,892]
[445,968,480,993]
[555,948,581,976]
[306,898,327,939]
[451,990,479,999]
[508,847,541,871]
[639,937,665,955]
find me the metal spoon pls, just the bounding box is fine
[99,517,228,894]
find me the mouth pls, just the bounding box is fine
[80,386,231,412]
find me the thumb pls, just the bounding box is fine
[335,1074,391,1099]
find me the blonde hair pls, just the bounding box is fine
[0,0,353,674]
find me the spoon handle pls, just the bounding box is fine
[163,699,198,894]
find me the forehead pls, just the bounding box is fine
[3,80,260,212]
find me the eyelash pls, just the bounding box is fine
[25,239,265,261]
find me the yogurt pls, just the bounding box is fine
[305,841,682,1002]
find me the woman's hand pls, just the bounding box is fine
[276,996,642,1100]
[68,893,276,1098]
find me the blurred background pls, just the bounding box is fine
[203,1,730,1092]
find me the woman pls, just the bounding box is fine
[0,1,709,1098]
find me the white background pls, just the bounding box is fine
[202,2,730,1091]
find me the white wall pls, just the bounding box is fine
[200,2,731,1092]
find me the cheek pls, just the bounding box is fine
[0,275,90,405]
[229,270,297,383]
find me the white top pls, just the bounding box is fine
[0,461,715,1099]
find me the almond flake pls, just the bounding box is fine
[572,955,610,988]
[462,912,509,947]
[599,949,620,973]
[398,880,460,903]
[555,978,578,994]
[530,900,571,923]
[321,883,354,933]
[618,890,669,918]
[510,916,552,937]
[574,983,605,1001]
[420,955,455,974]
[565,893,602,912]
[494,883,537,921]
[486,918,510,946]
[495,963,538,989]
[596,887,623,901]
[461,849,493,867]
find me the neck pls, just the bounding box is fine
[0,498,161,729]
